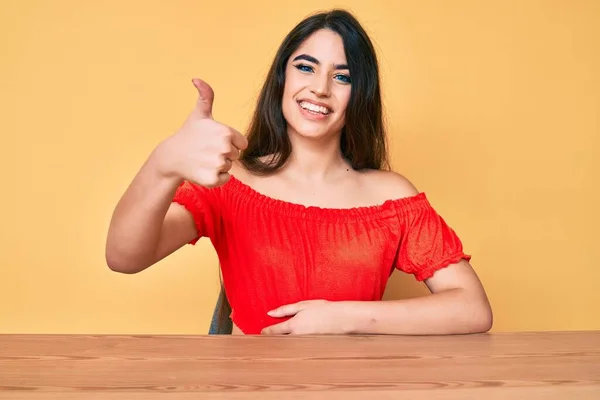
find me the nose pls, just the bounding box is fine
[310,72,331,98]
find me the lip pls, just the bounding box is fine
[297,99,333,113]
[297,100,330,121]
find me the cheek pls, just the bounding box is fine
[282,80,297,105]
[282,77,305,120]
[334,90,352,123]
[282,85,296,119]
[281,78,294,118]
[339,90,351,110]
[283,67,302,94]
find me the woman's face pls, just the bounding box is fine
[282,29,352,141]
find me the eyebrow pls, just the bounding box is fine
[292,54,349,70]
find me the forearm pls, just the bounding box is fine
[344,289,493,335]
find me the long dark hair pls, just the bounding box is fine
[240,9,390,174]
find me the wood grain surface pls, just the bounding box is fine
[1,331,598,399]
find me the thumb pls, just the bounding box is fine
[191,78,214,119]
[268,301,306,318]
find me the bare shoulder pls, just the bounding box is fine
[359,169,420,201]
[229,159,258,186]
[230,155,278,186]
[230,160,248,180]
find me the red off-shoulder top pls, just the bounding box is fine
[172,176,470,334]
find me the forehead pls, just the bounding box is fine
[291,29,347,63]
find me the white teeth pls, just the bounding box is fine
[299,101,331,115]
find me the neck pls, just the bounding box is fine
[282,130,349,181]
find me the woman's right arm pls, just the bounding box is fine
[105,79,247,273]
[105,151,195,274]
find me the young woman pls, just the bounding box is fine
[106,9,493,336]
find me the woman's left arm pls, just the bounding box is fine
[263,260,492,335]
[344,259,493,335]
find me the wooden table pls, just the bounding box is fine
[1,331,598,399]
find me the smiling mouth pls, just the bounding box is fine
[298,101,332,115]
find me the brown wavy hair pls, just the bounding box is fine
[240,9,390,174]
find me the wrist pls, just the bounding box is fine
[144,145,184,190]
[335,301,367,335]
[148,141,181,182]
[338,300,396,335]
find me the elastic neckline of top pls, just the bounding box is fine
[225,175,430,221]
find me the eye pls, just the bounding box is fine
[334,74,351,84]
[294,63,314,73]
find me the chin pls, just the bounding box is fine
[290,124,331,139]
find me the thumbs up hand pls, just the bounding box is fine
[155,79,249,188]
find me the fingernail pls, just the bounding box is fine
[267,310,276,316]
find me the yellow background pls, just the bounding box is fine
[1,0,598,334]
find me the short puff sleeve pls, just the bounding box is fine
[171,180,223,245]
[394,194,471,281]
